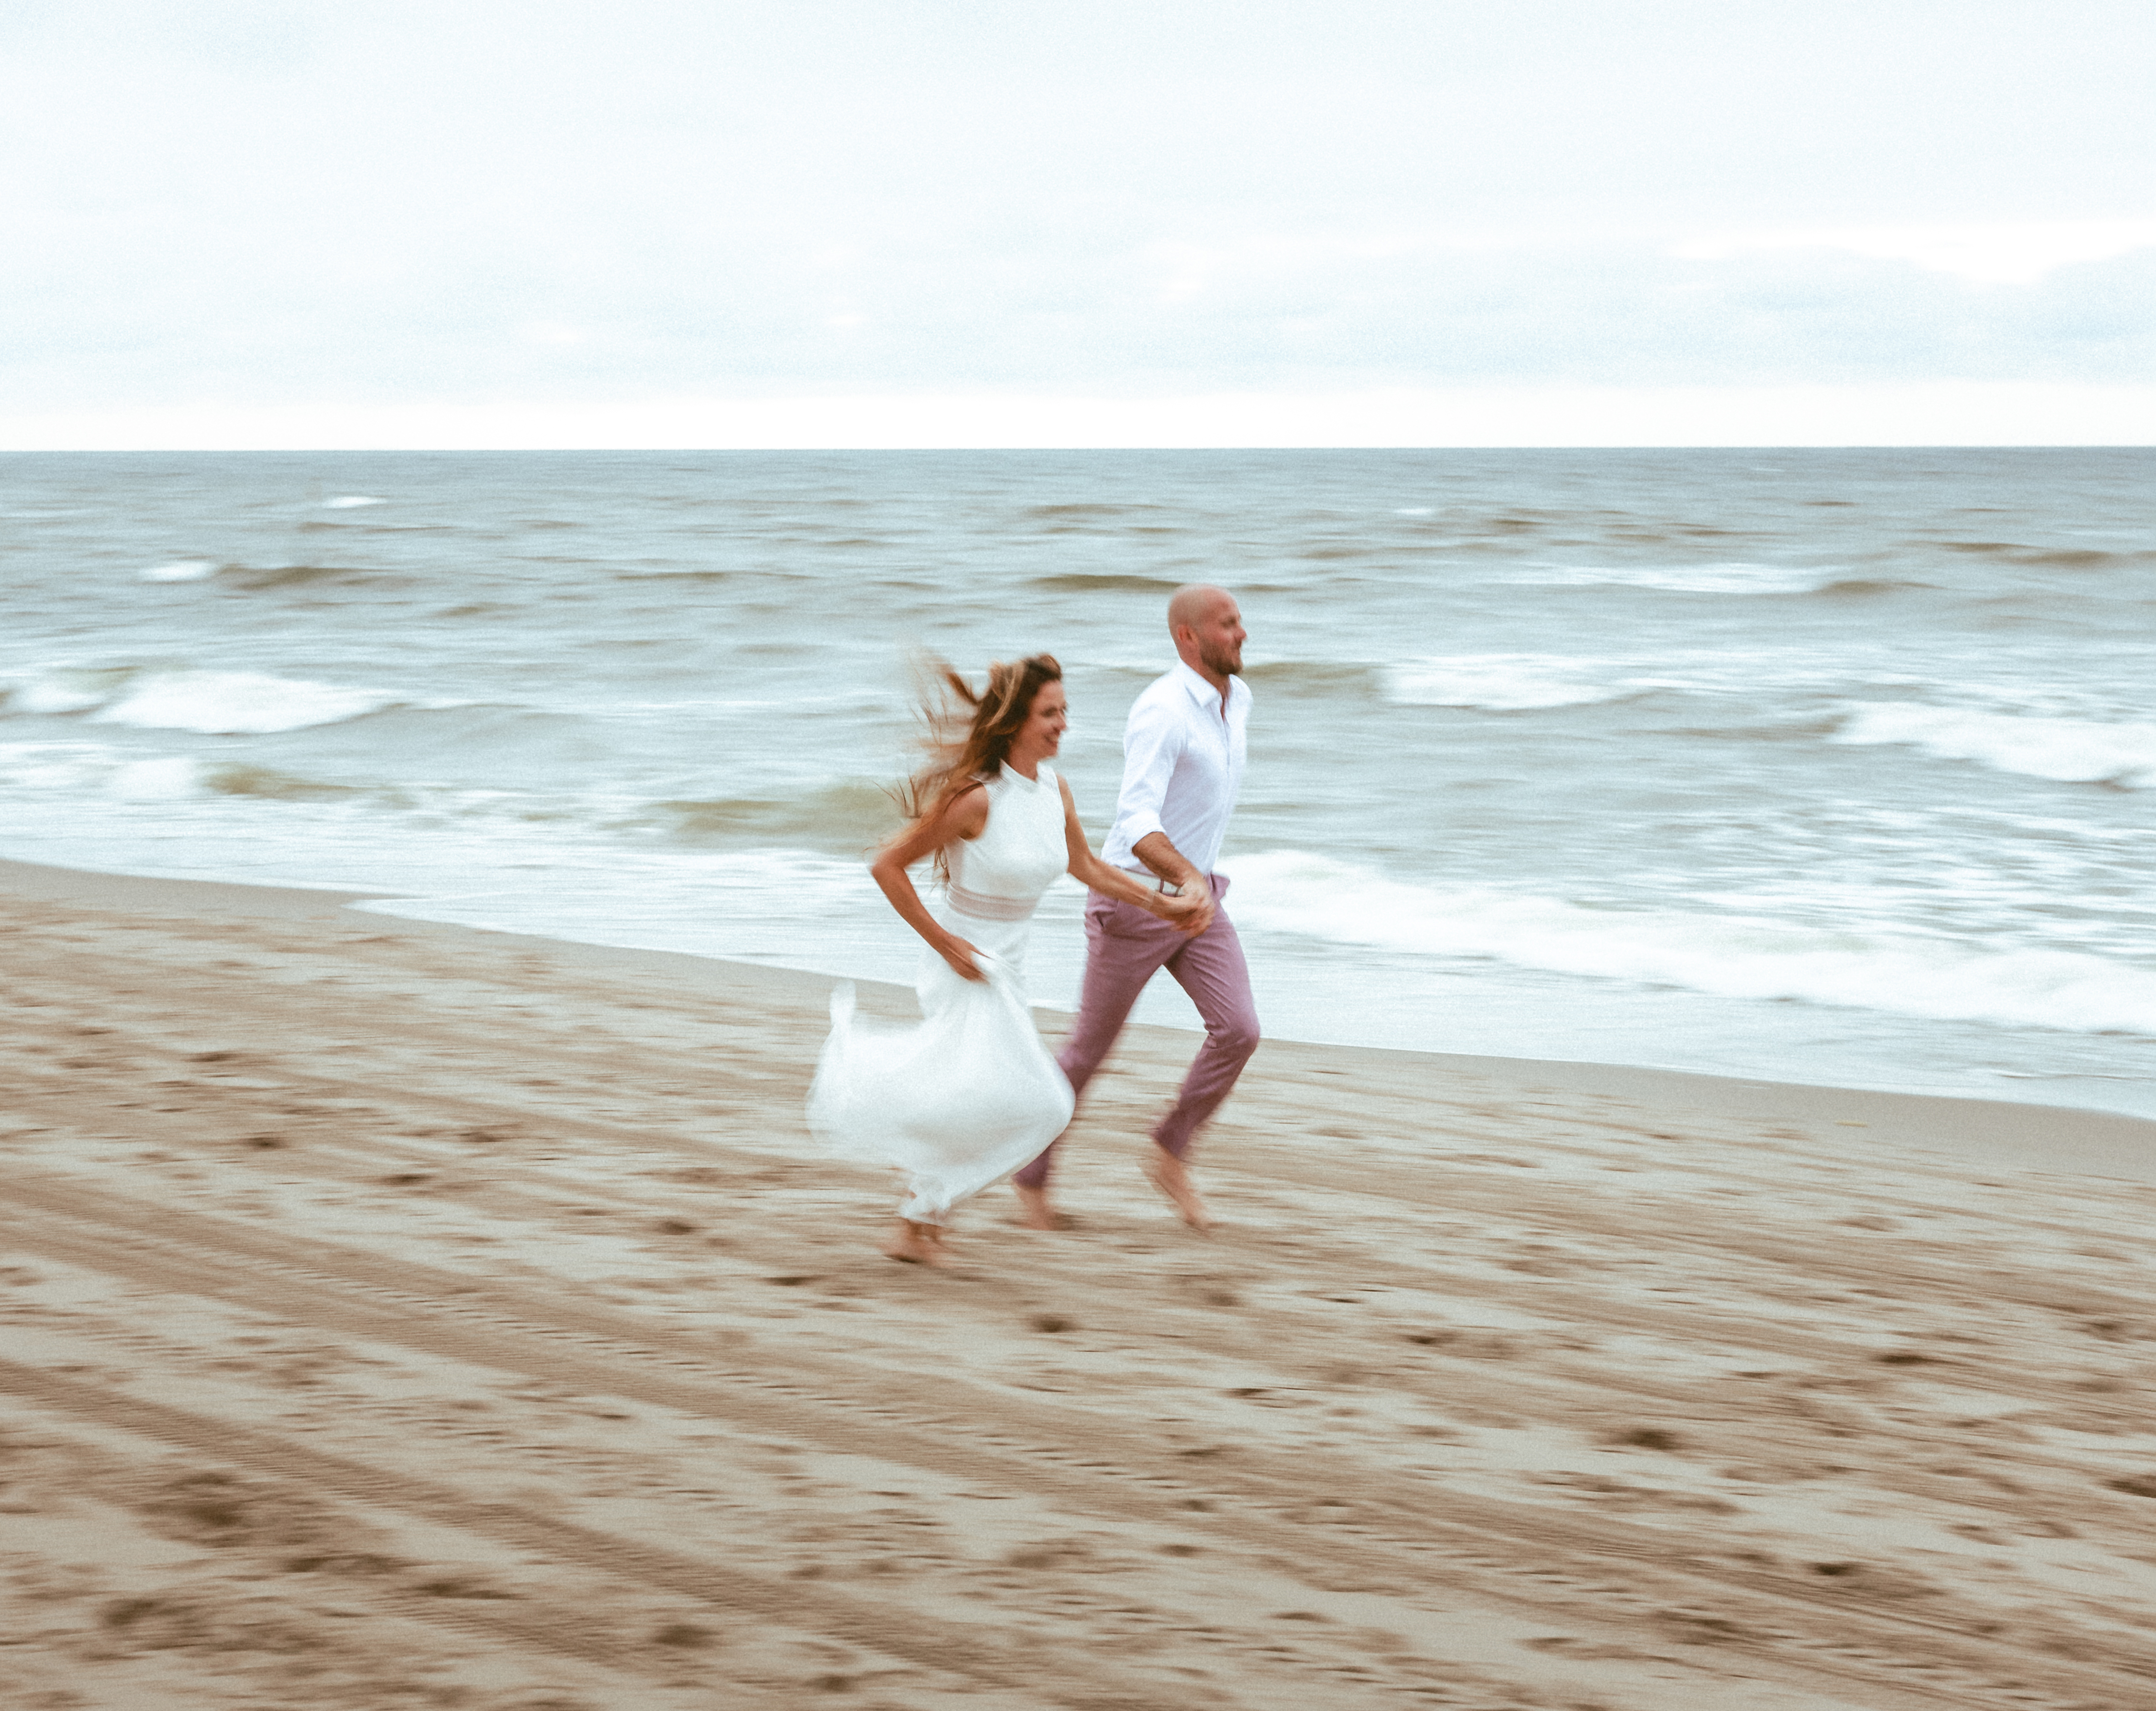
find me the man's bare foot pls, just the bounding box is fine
[882,1219,953,1266]
[1141,1146,1211,1231]
[1013,1185,1061,1232]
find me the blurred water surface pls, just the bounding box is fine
[3,449,2152,1118]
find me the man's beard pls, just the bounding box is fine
[1201,642,1242,676]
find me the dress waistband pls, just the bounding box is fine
[946,883,1035,922]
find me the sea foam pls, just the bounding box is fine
[1380,650,1848,711]
[141,560,219,582]
[1833,703,2156,788]
[1228,850,2156,1036]
[108,756,212,800]
[92,671,403,735]
[1385,655,1643,710]
[1,670,115,715]
[1519,562,1836,596]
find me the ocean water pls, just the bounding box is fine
[3,449,2153,1120]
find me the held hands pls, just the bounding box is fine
[938,932,990,982]
[1153,883,1213,937]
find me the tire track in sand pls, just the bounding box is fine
[8,1173,2152,1711]
[0,1358,1214,1710]
[10,1077,2147,1483]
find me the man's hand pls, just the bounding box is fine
[1156,885,1214,937]
[1130,831,1213,936]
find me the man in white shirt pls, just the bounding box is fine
[1014,584,1257,1231]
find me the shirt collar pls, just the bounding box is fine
[1172,659,1240,716]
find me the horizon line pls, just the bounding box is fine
[6,381,2153,452]
[4,442,2153,453]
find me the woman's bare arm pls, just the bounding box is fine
[868,783,993,981]
[1058,776,1209,936]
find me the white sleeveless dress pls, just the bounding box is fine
[807,764,1077,1222]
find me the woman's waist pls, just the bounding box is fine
[941,881,1042,923]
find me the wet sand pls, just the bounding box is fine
[4,856,2155,1711]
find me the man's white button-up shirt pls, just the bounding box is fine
[1102,661,1252,877]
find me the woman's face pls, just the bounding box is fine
[1012,680,1068,764]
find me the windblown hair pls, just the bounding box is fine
[895,653,1062,879]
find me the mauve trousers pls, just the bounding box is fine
[1014,873,1259,1189]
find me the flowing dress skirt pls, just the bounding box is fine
[807,909,1075,1222]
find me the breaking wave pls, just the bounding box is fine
[96,672,406,735]
[224,563,385,590]
[644,779,899,848]
[0,668,125,716]
[1023,503,1162,520]
[0,667,407,736]
[1028,572,1188,593]
[1517,563,1844,596]
[1239,659,1384,694]
[1385,655,1646,711]
[1810,577,1934,598]
[1833,704,2156,788]
[199,763,363,801]
[1229,851,2156,1036]
[1939,540,2156,568]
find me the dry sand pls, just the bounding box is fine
[3,856,2155,1711]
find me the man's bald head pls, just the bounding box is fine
[1167,584,1231,634]
[1167,584,1246,689]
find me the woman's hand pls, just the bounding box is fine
[868,781,991,977]
[1153,884,1213,937]
[938,932,989,982]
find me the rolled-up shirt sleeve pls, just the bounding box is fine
[1113,696,1184,850]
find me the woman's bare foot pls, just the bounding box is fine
[1141,1146,1211,1231]
[882,1219,953,1266]
[1013,1184,1061,1231]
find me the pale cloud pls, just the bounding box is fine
[519,321,589,347]
[1147,229,1526,302]
[1674,220,2156,286]
[5,382,2151,451]
[2,2,2153,445]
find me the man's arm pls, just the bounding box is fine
[1128,830,1203,891]
[1058,776,1207,935]
[1110,697,1214,929]
[1112,694,1181,858]
[1130,831,1216,926]
[1129,829,1215,934]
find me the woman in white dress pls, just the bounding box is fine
[808,654,1205,1266]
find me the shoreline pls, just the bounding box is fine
[7,853,2151,1182]
[11,846,2156,1706]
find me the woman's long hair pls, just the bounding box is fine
[895,653,1062,879]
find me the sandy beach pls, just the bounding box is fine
[4,855,2155,1711]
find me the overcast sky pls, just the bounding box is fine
[4,1,2153,446]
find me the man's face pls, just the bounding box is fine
[1191,597,1246,678]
